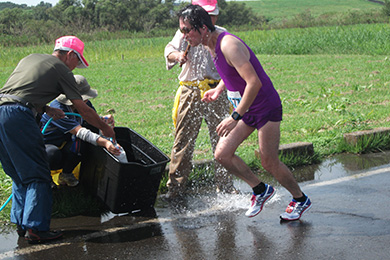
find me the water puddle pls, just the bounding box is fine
[291,150,390,183]
[1,151,390,258]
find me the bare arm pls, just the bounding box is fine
[202,80,226,103]
[167,45,190,67]
[215,36,263,137]
[45,106,65,120]
[221,35,262,116]
[69,125,120,155]
[165,30,189,69]
[71,99,115,139]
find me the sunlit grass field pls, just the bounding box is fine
[242,0,382,20]
[1,22,390,221]
[1,23,389,162]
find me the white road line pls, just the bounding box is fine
[305,166,390,188]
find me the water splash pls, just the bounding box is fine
[162,190,282,231]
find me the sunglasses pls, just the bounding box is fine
[180,26,194,35]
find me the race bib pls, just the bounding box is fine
[227,90,242,108]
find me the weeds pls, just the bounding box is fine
[52,186,106,218]
[338,132,390,154]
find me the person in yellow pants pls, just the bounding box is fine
[164,0,237,198]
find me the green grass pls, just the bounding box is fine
[238,24,390,55]
[1,23,389,160]
[1,22,390,221]
[338,132,390,154]
[52,186,106,218]
[0,171,13,222]
[242,0,382,20]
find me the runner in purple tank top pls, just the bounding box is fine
[177,4,312,221]
[214,31,281,120]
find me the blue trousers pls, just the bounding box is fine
[0,104,52,231]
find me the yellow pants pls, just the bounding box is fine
[168,83,235,194]
[172,79,220,128]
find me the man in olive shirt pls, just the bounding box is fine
[0,36,115,244]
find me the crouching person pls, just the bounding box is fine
[41,75,120,187]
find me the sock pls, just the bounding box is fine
[252,182,266,195]
[293,193,307,202]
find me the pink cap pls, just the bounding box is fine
[54,36,89,68]
[192,0,219,15]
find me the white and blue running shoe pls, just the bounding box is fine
[280,196,312,221]
[245,184,275,218]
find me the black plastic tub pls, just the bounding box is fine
[80,127,170,214]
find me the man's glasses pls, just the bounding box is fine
[71,51,82,66]
[180,26,194,35]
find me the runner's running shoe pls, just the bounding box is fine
[245,184,275,217]
[280,196,312,221]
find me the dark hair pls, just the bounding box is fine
[178,4,215,33]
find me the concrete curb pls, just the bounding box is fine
[164,127,389,172]
[255,141,314,159]
[165,142,315,173]
[343,127,390,145]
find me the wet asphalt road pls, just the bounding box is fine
[1,151,390,260]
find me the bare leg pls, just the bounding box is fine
[214,120,261,188]
[257,121,303,198]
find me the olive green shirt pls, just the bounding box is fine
[0,53,82,109]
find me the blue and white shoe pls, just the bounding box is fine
[245,184,275,218]
[280,196,312,221]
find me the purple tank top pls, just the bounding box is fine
[213,32,281,115]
